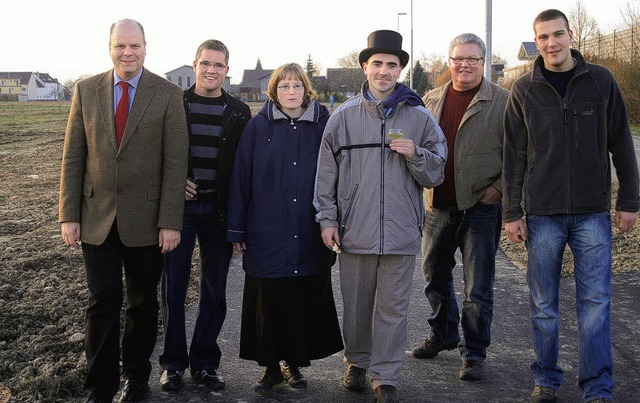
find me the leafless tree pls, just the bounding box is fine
[620,1,640,29]
[419,52,447,88]
[337,50,361,69]
[492,53,507,66]
[569,0,600,52]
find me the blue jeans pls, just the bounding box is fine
[526,213,613,401]
[160,200,233,372]
[421,202,501,361]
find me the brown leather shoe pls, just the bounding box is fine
[343,364,367,391]
[531,385,557,403]
[411,337,459,358]
[280,361,307,388]
[459,359,483,381]
[374,385,398,403]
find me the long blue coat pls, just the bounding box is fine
[227,99,333,279]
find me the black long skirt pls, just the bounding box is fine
[239,269,344,368]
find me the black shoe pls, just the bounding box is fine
[411,337,460,358]
[531,385,557,403]
[191,369,225,390]
[374,385,398,403]
[280,361,307,388]
[254,366,284,394]
[86,398,103,403]
[159,369,183,391]
[459,359,483,381]
[118,379,149,402]
[343,364,367,391]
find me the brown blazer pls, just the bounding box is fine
[59,69,188,247]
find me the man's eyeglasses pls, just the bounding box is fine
[277,84,304,92]
[198,61,227,71]
[449,57,483,66]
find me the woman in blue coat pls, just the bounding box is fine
[227,63,343,394]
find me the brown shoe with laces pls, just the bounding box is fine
[531,385,557,403]
[459,359,483,381]
[343,363,367,391]
[280,361,307,388]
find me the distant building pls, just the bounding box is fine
[491,63,505,83]
[326,68,364,99]
[237,68,274,102]
[517,42,540,61]
[0,72,65,101]
[164,65,231,92]
[503,42,539,84]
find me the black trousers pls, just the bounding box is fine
[81,221,163,401]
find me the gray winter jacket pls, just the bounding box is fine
[314,86,447,255]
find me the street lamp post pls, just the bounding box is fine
[410,0,414,90]
[397,12,407,31]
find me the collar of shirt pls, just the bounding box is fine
[113,69,143,113]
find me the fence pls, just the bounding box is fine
[580,25,640,64]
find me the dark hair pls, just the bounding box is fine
[195,39,229,65]
[449,33,486,58]
[533,9,570,34]
[267,63,317,108]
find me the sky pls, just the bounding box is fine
[2,0,638,85]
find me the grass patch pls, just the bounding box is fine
[0,101,70,128]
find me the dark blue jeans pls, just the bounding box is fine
[160,200,232,372]
[421,202,501,361]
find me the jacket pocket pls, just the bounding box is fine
[404,184,423,234]
[82,182,93,198]
[339,184,359,238]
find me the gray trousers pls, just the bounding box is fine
[339,253,415,388]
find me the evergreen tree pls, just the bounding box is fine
[255,58,263,70]
[305,54,316,78]
[403,61,431,96]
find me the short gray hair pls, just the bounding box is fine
[448,33,486,58]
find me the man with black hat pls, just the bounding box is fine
[314,29,447,403]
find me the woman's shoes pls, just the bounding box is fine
[254,362,308,394]
[280,361,307,388]
[254,366,284,394]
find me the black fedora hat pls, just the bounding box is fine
[358,30,410,67]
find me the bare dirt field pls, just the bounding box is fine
[0,102,637,402]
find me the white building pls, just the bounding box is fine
[0,72,65,101]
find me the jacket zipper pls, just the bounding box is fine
[380,118,386,255]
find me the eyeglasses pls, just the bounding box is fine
[449,57,483,66]
[277,84,304,92]
[198,61,227,71]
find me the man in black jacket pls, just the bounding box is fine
[503,9,639,403]
[158,39,251,392]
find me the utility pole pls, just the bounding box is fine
[485,0,493,81]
